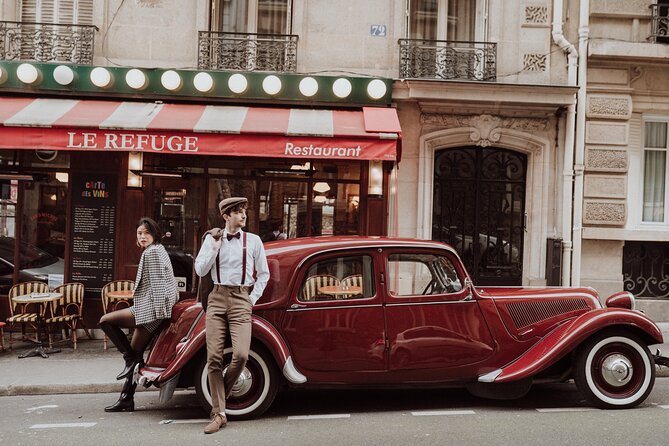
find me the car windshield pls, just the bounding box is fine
[0,237,60,269]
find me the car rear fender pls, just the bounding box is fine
[153,313,306,385]
[252,316,307,384]
[479,309,663,383]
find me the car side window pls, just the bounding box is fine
[298,255,374,302]
[387,253,462,296]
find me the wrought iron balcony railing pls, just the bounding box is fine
[0,21,96,65]
[398,39,497,81]
[649,4,669,43]
[198,31,298,72]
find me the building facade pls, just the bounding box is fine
[1,0,668,325]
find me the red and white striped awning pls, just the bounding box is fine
[0,97,401,161]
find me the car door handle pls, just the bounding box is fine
[290,303,307,309]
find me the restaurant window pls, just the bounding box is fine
[211,0,292,34]
[643,120,669,222]
[207,177,258,230]
[387,253,462,296]
[298,254,374,302]
[259,180,307,241]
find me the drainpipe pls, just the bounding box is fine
[571,0,590,286]
[552,0,578,286]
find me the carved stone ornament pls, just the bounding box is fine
[583,199,626,226]
[586,95,632,120]
[523,53,547,72]
[524,6,549,25]
[585,147,628,172]
[420,113,549,147]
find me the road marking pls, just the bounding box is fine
[411,410,476,416]
[288,414,351,420]
[25,405,58,412]
[159,419,208,424]
[536,408,600,413]
[30,423,97,429]
[659,405,669,409]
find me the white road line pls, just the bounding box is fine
[159,419,208,424]
[288,414,351,420]
[659,405,669,409]
[30,423,97,429]
[25,405,58,412]
[536,408,600,413]
[411,410,476,416]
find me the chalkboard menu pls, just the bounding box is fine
[69,173,117,297]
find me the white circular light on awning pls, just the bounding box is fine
[228,73,248,94]
[262,75,282,95]
[53,65,75,85]
[126,68,147,90]
[366,79,387,99]
[332,78,352,98]
[299,77,318,97]
[90,67,113,88]
[193,72,214,92]
[161,70,182,91]
[16,63,40,85]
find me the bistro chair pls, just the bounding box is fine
[301,274,340,301]
[6,281,50,350]
[101,280,135,350]
[340,274,364,298]
[45,282,85,350]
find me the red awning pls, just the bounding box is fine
[0,97,401,161]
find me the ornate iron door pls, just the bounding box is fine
[432,147,527,286]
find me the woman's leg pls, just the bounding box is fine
[99,308,139,380]
[130,326,154,363]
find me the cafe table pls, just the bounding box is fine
[12,291,63,358]
[318,285,362,299]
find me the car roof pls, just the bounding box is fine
[264,236,458,260]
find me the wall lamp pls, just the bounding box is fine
[127,151,143,188]
[368,160,383,196]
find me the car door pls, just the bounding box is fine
[383,248,495,374]
[281,250,386,372]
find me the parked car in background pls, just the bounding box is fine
[136,237,668,419]
[0,236,64,294]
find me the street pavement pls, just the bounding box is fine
[2,323,669,397]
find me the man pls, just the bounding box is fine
[271,221,287,240]
[194,197,270,434]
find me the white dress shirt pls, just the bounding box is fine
[194,229,270,305]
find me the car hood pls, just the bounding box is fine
[477,286,602,341]
[22,258,65,281]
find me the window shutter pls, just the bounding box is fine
[57,0,75,23]
[74,0,94,25]
[20,0,93,24]
[20,0,40,22]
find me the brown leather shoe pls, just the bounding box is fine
[204,414,227,434]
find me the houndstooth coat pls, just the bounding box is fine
[132,243,179,325]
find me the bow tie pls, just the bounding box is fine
[226,232,241,241]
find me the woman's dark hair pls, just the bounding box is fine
[137,217,163,244]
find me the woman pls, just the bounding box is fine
[99,217,179,412]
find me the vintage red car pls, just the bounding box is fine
[137,237,668,418]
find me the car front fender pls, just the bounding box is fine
[479,309,663,383]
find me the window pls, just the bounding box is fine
[21,0,94,24]
[211,0,291,34]
[643,120,669,222]
[387,253,462,296]
[408,0,481,41]
[298,255,374,302]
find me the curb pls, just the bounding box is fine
[0,383,158,397]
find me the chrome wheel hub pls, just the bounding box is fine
[229,368,253,397]
[601,354,633,387]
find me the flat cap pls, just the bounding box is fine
[218,196,248,214]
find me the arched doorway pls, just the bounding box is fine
[432,146,527,285]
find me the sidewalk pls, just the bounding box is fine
[2,324,669,397]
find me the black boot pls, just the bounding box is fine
[104,377,136,412]
[99,321,140,380]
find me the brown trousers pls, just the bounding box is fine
[205,285,252,415]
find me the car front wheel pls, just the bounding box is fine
[573,332,655,409]
[194,344,280,420]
